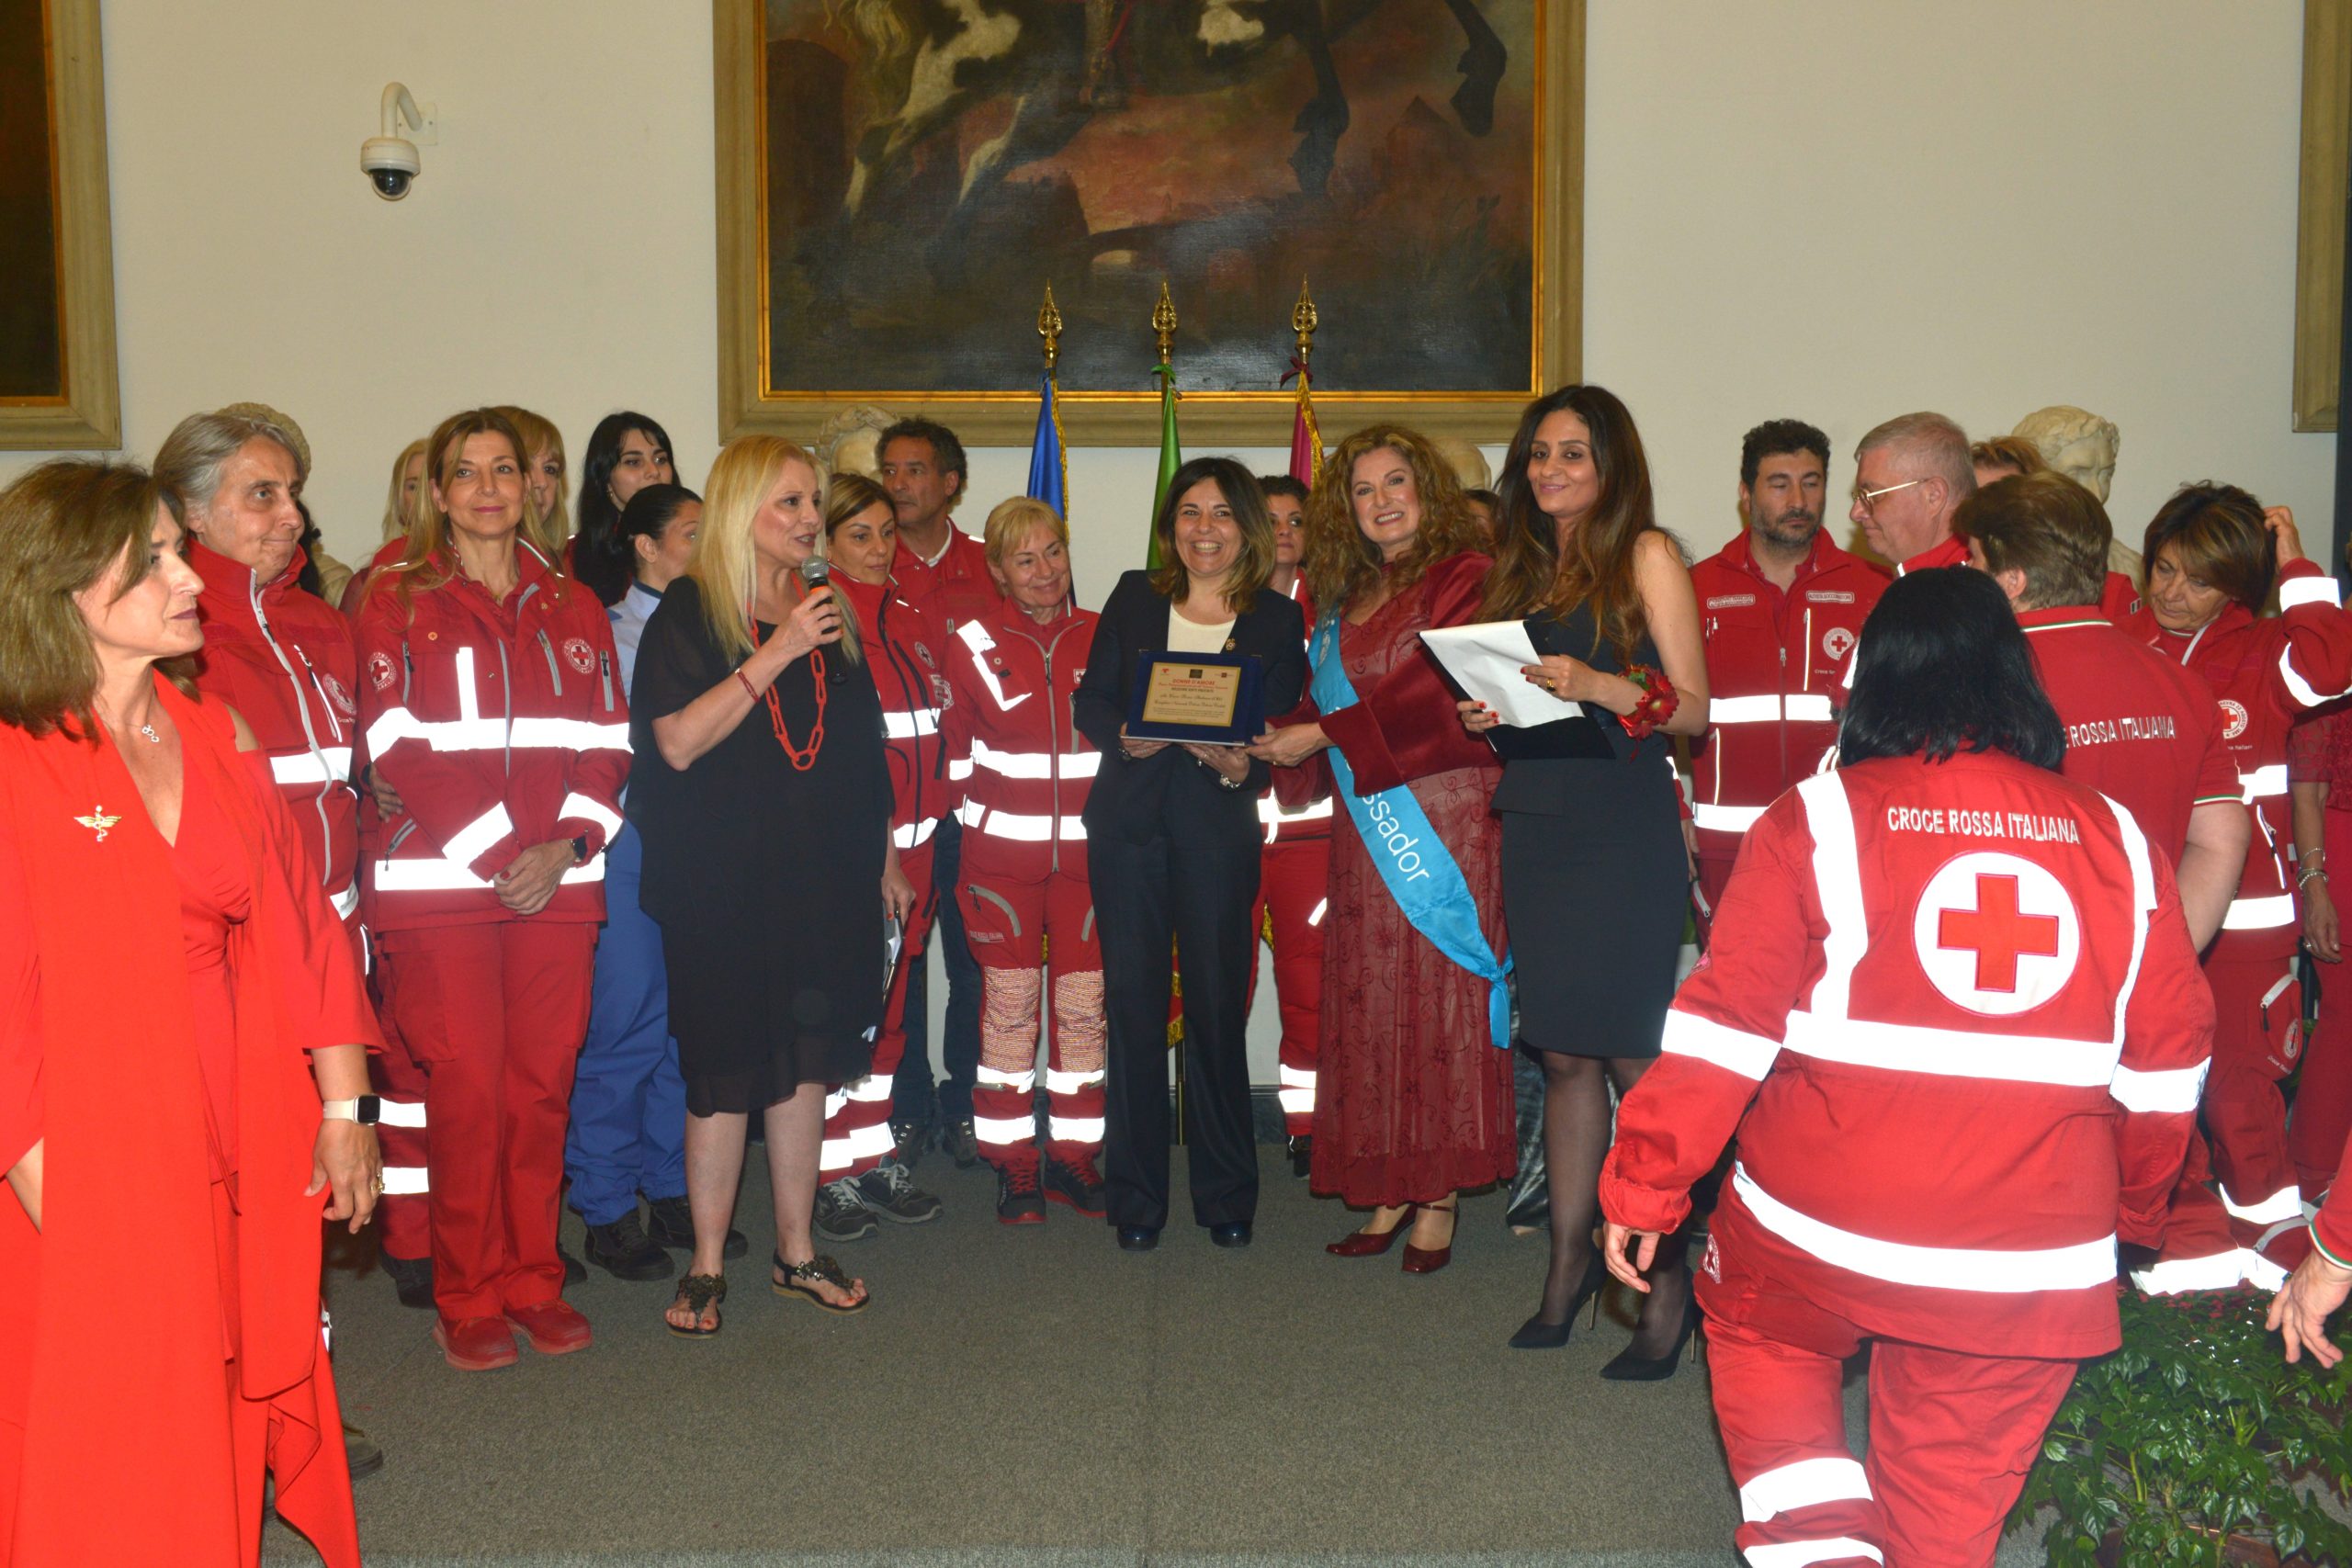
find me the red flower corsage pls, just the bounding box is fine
[1619,664,1678,744]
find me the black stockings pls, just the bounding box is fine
[1534,1050,1690,1353]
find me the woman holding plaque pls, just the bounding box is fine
[1247,426,1513,1272]
[1076,457,1308,1250]
[1462,384,1708,1371]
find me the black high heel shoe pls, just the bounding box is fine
[1508,1250,1607,1349]
[1599,1272,1702,1381]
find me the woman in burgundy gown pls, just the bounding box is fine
[1250,425,1515,1268]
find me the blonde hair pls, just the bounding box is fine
[374,409,571,615]
[982,496,1069,570]
[692,436,861,665]
[381,437,429,543]
[497,405,571,540]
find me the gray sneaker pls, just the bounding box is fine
[815,1178,879,1244]
[854,1160,944,1224]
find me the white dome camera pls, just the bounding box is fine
[362,84,427,200]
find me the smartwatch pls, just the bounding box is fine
[322,1095,381,1125]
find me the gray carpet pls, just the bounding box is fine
[267,1150,2053,1567]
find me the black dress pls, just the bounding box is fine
[1488,601,1686,1059]
[628,578,891,1112]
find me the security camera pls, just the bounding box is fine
[363,84,427,201]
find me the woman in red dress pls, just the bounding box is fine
[0,459,382,1566]
[1250,425,1514,1268]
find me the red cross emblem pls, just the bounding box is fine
[1936,874,2061,993]
[1912,852,2080,1017]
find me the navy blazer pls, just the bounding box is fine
[1073,570,1308,847]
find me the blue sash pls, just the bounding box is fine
[1310,611,1512,1047]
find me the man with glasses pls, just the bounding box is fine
[1849,411,1976,575]
[1688,420,1886,937]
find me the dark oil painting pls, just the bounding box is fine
[0,0,62,401]
[762,0,1536,396]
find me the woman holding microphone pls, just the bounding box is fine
[628,437,913,1336]
[1076,457,1307,1249]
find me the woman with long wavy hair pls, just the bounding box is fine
[1464,384,1709,1371]
[1248,424,1514,1270]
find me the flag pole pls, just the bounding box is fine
[1289,277,1323,486]
[1148,280,1182,570]
[1035,281,1069,513]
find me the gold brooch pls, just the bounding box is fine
[74,805,123,842]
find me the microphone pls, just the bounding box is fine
[800,555,830,589]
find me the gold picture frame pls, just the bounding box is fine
[2297,0,2350,434]
[714,0,1583,446]
[0,0,119,449]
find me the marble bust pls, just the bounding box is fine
[815,404,898,483]
[2014,405,2138,582]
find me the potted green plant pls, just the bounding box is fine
[2015,1284,2352,1565]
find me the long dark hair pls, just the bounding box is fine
[1148,456,1274,613]
[1839,568,2064,770]
[573,412,675,595]
[1480,384,1658,661]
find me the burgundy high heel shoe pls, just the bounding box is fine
[1400,1199,1459,1275]
[1327,1204,1418,1257]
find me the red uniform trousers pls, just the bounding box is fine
[1706,1276,2075,1568]
[959,867,1103,1168]
[2291,807,2352,1199]
[368,979,434,1263]
[2137,945,2306,1292]
[1253,833,1330,1138]
[820,837,938,1180]
[374,921,595,1321]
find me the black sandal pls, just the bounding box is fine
[771,1251,868,1314]
[666,1273,727,1338]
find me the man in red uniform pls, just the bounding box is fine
[1848,412,1975,578]
[879,418,1001,1170]
[1960,469,2249,948]
[158,403,396,1476]
[1602,568,2211,1568]
[1254,474,1330,1169]
[1690,420,1885,933]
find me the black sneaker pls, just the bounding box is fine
[380,1251,435,1310]
[815,1179,880,1244]
[854,1161,944,1224]
[1041,1155,1107,1217]
[941,1117,981,1168]
[996,1164,1047,1225]
[646,1194,749,1259]
[582,1209,675,1281]
[889,1118,931,1168]
[559,1242,587,1287]
[1287,1134,1313,1179]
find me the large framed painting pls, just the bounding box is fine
[716,0,1581,444]
[2298,0,2350,433]
[0,0,119,449]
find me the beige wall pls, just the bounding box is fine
[2,0,2332,1077]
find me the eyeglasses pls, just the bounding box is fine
[1852,478,1927,515]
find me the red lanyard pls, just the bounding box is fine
[748,616,826,771]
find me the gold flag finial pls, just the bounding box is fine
[1293,277,1318,370]
[1152,280,1178,367]
[1038,283,1063,374]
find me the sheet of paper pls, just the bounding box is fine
[1418,619,1578,729]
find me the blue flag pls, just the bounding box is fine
[1026,370,1067,517]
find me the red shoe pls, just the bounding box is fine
[996,1163,1047,1224]
[434,1314,519,1371]
[1401,1200,1459,1275]
[1327,1205,1416,1258]
[503,1299,594,1356]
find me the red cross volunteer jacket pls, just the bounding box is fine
[1600,751,2213,1359]
[187,539,365,923]
[895,525,1005,636]
[837,574,957,852]
[1690,533,1886,855]
[2118,559,2352,960]
[353,547,630,931]
[942,602,1098,883]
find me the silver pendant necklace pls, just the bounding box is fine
[137,723,161,745]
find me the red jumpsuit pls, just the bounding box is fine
[818,575,957,1181]
[942,602,1102,1174]
[354,549,628,1326]
[1602,752,2212,1568]
[2118,561,2352,1289]
[1256,579,1329,1138]
[2288,705,2352,1201]
[1690,531,1886,931]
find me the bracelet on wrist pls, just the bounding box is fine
[2302,868,2329,890]
[735,668,759,702]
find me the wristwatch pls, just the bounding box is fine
[322,1095,382,1125]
